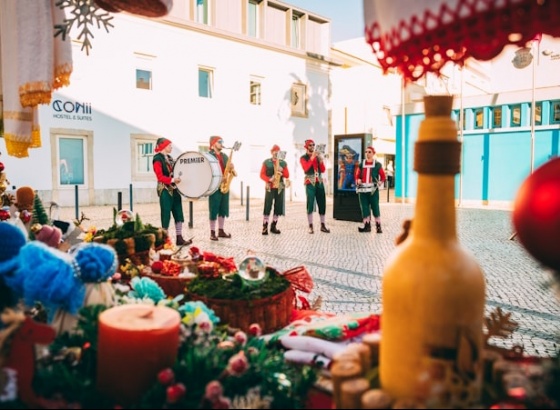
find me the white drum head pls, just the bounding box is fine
[173,152,222,199]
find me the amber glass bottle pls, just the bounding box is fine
[380,95,486,408]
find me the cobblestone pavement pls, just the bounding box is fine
[58,190,560,358]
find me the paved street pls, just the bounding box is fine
[58,191,560,358]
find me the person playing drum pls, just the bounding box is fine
[354,146,386,233]
[152,137,191,246]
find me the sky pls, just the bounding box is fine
[282,0,365,43]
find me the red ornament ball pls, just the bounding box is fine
[512,157,560,271]
[20,209,32,223]
[151,260,164,273]
[0,208,10,221]
[0,162,4,172]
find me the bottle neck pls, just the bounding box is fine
[412,116,459,242]
[413,175,457,241]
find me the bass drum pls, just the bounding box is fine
[173,151,222,199]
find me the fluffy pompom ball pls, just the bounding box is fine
[512,157,560,272]
[73,242,118,283]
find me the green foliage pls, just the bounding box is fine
[139,331,318,409]
[94,212,165,252]
[188,268,290,301]
[32,303,319,409]
[134,234,154,253]
[33,305,111,408]
[32,194,50,225]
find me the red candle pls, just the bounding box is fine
[96,304,181,405]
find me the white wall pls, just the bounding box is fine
[2,12,331,205]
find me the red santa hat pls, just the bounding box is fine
[155,138,171,153]
[366,146,376,154]
[209,136,223,148]
[271,144,280,152]
[304,139,315,148]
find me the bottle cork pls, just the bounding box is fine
[331,361,362,409]
[361,388,393,409]
[339,377,369,409]
[361,332,381,367]
[345,342,371,375]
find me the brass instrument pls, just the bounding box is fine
[272,150,286,190]
[219,141,241,194]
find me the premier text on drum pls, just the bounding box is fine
[178,157,205,164]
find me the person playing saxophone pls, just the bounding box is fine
[260,144,289,235]
[207,136,234,241]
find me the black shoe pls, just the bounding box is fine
[218,229,231,238]
[320,223,330,233]
[376,223,383,234]
[270,221,281,234]
[176,235,192,246]
[210,230,218,241]
[262,223,268,235]
[358,222,371,233]
[308,224,314,234]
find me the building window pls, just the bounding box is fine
[474,108,484,129]
[136,141,155,174]
[196,0,209,24]
[131,136,157,181]
[551,101,560,124]
[291,14,301,48]
[248,0,259,37]
[250,79,261,105]
[58,136,86,186]
[534,102,542,125]
[198,68,213,98]
[492,107,502,128]
[511,104,521,126]
[136,69,152,90]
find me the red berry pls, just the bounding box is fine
[166,383,186,404]
[151,260,164,273]
[157,368,175,386]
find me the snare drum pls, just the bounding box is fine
[356,183,375,194]
[173,151,222,199]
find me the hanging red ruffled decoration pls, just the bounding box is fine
[363,0,560,82]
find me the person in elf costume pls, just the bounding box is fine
[300,139,330,234]
[260,144,289,235]
[207,136,234,241]
[354,146,386,233]
[152,137,190,246]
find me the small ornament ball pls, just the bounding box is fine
[512,157,560,271]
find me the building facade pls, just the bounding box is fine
[2,0,338,206]
[394,35,560,208]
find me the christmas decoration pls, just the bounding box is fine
[54,0,115,56]
[26,301,319,409]
[512,157,560,272]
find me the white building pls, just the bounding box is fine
[2,0,341,206]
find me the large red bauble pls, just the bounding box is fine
[512,157,560,271]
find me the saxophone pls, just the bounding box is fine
[219,141,241,194]
[271,150,287,192]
